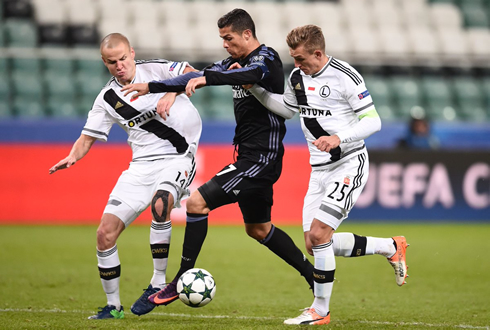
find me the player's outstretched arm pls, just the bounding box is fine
[49,134,96,174]
[247,84,296,119]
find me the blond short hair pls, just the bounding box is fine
[286,25,325,54]
[100,33,131,52]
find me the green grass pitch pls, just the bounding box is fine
[0,223,489,329]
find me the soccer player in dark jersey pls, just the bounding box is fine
[121,8,314,309]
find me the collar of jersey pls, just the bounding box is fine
[311,55,333,78]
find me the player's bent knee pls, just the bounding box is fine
[186,191,208,214]
[151,190,172,223]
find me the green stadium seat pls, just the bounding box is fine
[205,86,235,121]
[364,75,393,108]
[43,58,75,76]
[11,72,43,98]
[44,72,77,99]
[460,3,489,27]
[0,57,7,74]
[0,100,13,118]
[185,89,208,118]
[75,73,108,99]
[46,96,80,118]
[76,58,107,76]
[480,77,490,115]
[11,57,42,75]
[0,75,10,99]
[3,19,38,47]
[451,77,486,121]
[78,94,95,115]
[12,97,45,118]
[0,24,4,47]
[389,76,423,120]
[375,105,397,122]
[420,76,458,121]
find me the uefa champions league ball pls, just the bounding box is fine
[176,268,216,307]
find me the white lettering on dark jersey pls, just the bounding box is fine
[232,86,251,99]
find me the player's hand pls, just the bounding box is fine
[157,93,177,120]
[185,76,206,97]
[313,135,341,153]
[228,62,242,70]
[121,83,150,101]
[49,156,77,174]
[227,63,252,90]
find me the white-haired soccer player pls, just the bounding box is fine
[245,25,409,325]
[49,33,202,319]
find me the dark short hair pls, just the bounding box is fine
[217,8,256,38]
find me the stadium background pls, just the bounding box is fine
[0,0,489,224]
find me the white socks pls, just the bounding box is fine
[149,220,172,289]
[311,241,335,317]
[97,244,121,309]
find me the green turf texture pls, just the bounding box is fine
[0,223,489,329]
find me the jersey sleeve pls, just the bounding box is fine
[148,71,203,93]
[282,70,300,112]
[341,70,375,116]
[81,91,115,142]
[204,55,269,86]
[160,61,189,79]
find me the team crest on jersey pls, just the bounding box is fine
[344,176,351,185]
[319,85,331,98]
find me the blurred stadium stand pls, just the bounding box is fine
[0,0,490,147]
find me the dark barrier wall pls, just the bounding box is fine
[351,151,490,221]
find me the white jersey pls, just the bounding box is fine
[283,57,375,169]
[82,59,202,161]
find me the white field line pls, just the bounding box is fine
[0,308,488,329]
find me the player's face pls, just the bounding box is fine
[101,42,136,85]
[290,45,322,76]
[219,26,248,59]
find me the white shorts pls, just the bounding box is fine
[303,150,369,232]
[103,155,196,226]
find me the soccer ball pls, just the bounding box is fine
[176,268,216,307]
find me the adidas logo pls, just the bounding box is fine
[294,83,301,90]
[233,190,240,196]
[115,101,124,109]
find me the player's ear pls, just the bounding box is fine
[243,29,252,41]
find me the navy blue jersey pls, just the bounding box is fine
[148,45,286,164]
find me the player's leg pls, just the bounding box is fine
[240,184,314,291]
[327,152,408,286]
[148,188,213,306]
[88,212,127,319]
[131,185,175,316]
[89,164,153,319]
